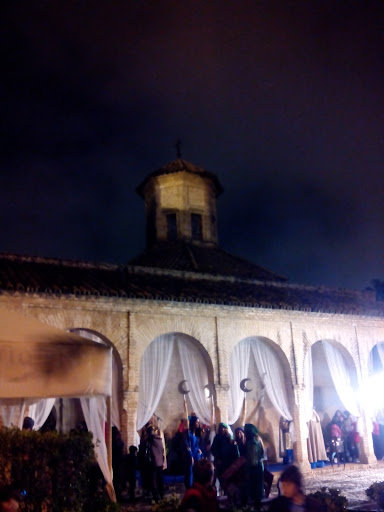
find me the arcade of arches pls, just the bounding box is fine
[2,295,384,471]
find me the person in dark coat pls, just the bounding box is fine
[138,427,152,498]
[211,423,239,481]
[111,426,125,501]
[146,425,165,502]
[126,445,138,503]
[234,427,247,457]
[243,423,264,506]
[268,465,325,512]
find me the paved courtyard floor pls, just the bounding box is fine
[120,461,384,511]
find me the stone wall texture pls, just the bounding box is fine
[1,291,383,468]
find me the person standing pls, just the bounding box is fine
[126,445,138,503]
[243,423,264,506]
[111,426,124,501]
[211,423,239,482]
[234,427,246,457]
[146,426,165,502]
[307,409,328,465]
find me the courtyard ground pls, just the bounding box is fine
[120,461,384,511]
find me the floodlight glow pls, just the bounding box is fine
[359,372,384,416]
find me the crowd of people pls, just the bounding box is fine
[5,407,382,510]
[324,409,360,464]
[111,414,269,508]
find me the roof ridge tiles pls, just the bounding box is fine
[0,252,120,271]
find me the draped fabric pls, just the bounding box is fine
[28,398,56,430]
[250,341,292,422]
[228,340,250,424]
[0,401,26,428]
[307,409,328,463]
[303,349,314,422]
[137,334,214,430]
[228,338,292,427]
[72,329,120,428]
[0,309,112,399]
[178,341,212,425]
[80,396,114,499]
[376,343,384,370]
[137,335,175,430]
[322,341,360,417]
[0,309,114,500]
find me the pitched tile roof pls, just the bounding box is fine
[129,241,287,282]
[0,253,382,317]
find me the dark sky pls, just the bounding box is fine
[1,1,383,290]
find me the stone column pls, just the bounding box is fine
[358,405,377,464]
[125,389,139,448]
[292,385,311,471]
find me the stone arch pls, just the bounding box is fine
[230,336,294,463]
[310,339,359,433]
[67,328,124,432]
[138,331,215,437]
[368,341,384,375]
[364,341,384,419]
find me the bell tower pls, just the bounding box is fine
[137,159,223,248]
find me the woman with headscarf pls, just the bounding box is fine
[244,423,264,506]
[211,423,239,480]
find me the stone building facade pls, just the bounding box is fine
[1,159,383,470]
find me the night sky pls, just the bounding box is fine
[1,1,383,291]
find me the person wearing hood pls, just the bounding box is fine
[211,422,239,484]
[243,423,264,506]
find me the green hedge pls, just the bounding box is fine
[0,428,120,512]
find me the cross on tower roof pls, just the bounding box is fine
[175,138,182,159]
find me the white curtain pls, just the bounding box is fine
[0,397,55,430]
[178,340,212,425]
[376,343,384,370]
[0,400,26,428]
[228,340,251,424]
[80,396,113,496]
[322,341,360,417]
[28,398,56,430]
[137,334,175,430]
[303,349,314,422]
[250,340,293,422]
[73,329,120,428]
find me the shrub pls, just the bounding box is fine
[0,427,118,512]
[308,487,348,512]
[150,492,181,512]
[366,481,384,508]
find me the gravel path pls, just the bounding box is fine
[303,462,384,506]
[121,461,384,510]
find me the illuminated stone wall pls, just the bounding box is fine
[1,293,383,469]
